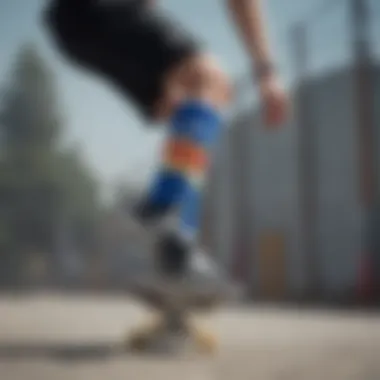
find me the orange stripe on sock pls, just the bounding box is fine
[163,138,209,172]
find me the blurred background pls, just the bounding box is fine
[0,0,379,308]
[1,1,380,379]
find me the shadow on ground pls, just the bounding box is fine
[0,340,191,361]
[0,341,130,362]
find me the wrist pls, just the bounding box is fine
[254,61,276,81]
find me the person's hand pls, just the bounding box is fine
[258,73,289,128]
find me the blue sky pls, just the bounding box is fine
[0,0,360,195]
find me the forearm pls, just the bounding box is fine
[227,0,273,70]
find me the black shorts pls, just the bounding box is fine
[43,0,199,118]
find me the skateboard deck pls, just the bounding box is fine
[128,277,227,310]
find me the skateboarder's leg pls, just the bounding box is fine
[44,0,231,277]
[136,57,231,277]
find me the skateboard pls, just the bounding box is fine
[125,278,228,355]
[120,221,237,355]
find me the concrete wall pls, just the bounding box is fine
[309,69,363,298]
[213,65,380,299]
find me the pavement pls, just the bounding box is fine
[0,293,379,380]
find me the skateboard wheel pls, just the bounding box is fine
[127,317,162,352]
[192,325,218,354]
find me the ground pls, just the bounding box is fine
[0,294,379,380]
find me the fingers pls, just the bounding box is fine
[265,96,287,127]
[262,89,289,128]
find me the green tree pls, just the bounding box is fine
[0,44,100,283]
